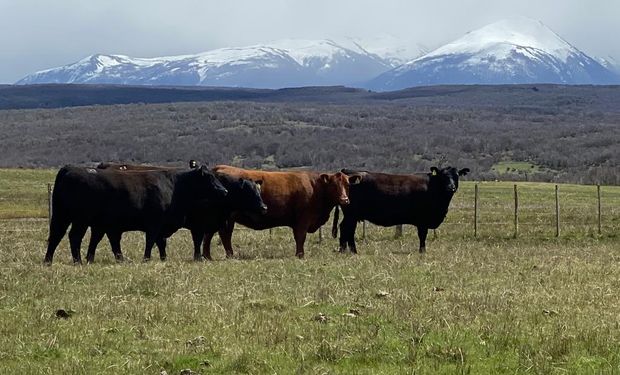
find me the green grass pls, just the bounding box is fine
[0,169,619,374]
[491,161,543,174]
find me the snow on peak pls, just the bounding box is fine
[267,39,349,65]
[423,17,577,62]
[335,34,427,66]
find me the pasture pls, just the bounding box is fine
[0,168,619,374]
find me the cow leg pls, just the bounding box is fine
[338,219,348,252]
[107,231,124,262]
[85,227,105,264]
[156,238,167,261]
[191,229,205,261]
[44,216,71,264]
[293,226,308,259]
[143,232,157,261]
[201,231,216,261]
[218,220,235,258]
[417,226,428,253]
[68,223,88,264]
[338,217,357,254]
[347,221,358,254]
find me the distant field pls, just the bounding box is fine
[0,169,619,374]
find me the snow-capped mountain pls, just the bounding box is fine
[16,20,620,90]
[17,39,391,88]
[367,17,619,91]
[335,34,428,67]
[597,56,620,74]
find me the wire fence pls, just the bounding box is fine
[0,182,618,240]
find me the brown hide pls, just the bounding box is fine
[206,165,360,258]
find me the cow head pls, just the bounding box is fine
[197,166,228,198]
[320,172,363,206]
[237,178,268,215]
[429,166,470,195]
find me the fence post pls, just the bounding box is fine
[597,185,602,235]
[395,225,403,238]
[47,183,52,225]
[362,221,366,240]
[513,184,519,238]
[474,183,479,238]
[318,227,322,244]
[555,184,560,237]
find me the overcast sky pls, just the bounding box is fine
[1,0,619,83]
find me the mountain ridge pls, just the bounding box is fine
[16,19,620,90]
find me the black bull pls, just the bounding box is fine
[332,166,470,254]
[44,165,228,264]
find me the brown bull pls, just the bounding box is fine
[203,165,362,258]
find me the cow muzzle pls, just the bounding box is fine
[339,197,350,205]
[259,204,268,215]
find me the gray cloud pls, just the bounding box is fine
[2,0,619,83]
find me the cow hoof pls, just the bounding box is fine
[419,248,426,254]
[115,256,124,263]
[73,259,83,265]
[43,260,52,266]
[160,257,167,262]
[295,252,304,259]
[143,257,151,262]
[193,256,204,262]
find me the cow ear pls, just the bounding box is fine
[458,168,470,176]
[430,167,439,176]
[349,174,363,185]
[320,174,330,183]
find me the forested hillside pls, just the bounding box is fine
[1,85,618,184]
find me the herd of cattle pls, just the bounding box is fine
[43,161,469,264]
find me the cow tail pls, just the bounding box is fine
[331,206,339,238]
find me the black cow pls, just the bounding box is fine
[94,162,267,262]
[332,166,470,254]
[186,173,267,261]
[44,165,228,264]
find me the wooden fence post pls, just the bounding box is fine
[47,183,52,225]
[513,184,519,238]
[474,183,479,238]
[597,185,602,235]
[395,225,403,238]
[555,184,560,237]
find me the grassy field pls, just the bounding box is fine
[0,169,619,374]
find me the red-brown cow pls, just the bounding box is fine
[203,165,362,259]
